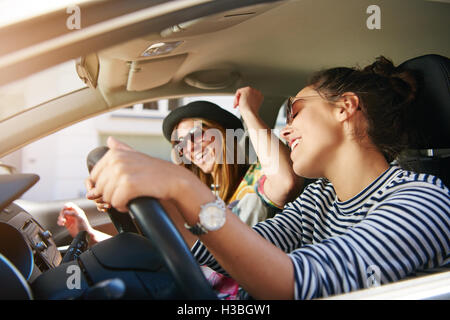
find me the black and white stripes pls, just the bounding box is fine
[192,166,450,299]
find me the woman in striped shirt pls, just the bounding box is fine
[88,56,449,299]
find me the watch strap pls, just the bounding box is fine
[184,196,226,235]
[184,222,208,236]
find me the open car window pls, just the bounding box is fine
[0,60,86,122]
[1,94,237,202]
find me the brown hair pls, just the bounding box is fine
[308,56,417,163]
[173,118,248,203]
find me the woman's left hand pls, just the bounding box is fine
[88,137,192,213]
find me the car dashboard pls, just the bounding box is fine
[0,201,61,282]
[0,173,180,300]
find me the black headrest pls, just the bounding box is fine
[398,54,450,149]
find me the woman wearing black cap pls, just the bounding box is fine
[162,87,302,226]
[159,86,303,298]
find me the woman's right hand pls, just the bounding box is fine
[87,136,204,214]
[85,178,111,212]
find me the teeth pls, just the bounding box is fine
[291,139,300,150]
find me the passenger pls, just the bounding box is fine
[87,56,450,299]
[162,88,302,226]
[162,91,303,298]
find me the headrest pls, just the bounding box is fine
[397,54,450,149]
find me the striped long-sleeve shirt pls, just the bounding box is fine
[191,166,450,299]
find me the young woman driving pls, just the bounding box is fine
[86,57,449,299]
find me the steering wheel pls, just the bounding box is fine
[87,147,217,300]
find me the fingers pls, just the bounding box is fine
[85,178,102,200]
[107,136,133,151]
[96,202,111,213]
[57,215,66,226]
[86,174,113,212]
[85,178,94,192]
[110,184,131,213]
[90,146,138,193]
[70,203,87,217]
[233,91,241,108]
[88,149,112,200]
[87,146,162,212]
[59,204,77,217]
[58,202,86,227]
[57,211,74,227]
[234,86,263,112]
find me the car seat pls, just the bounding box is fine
[396,54,450,187]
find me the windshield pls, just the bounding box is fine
[0,59,87,122]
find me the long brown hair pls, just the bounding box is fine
[172,118,248,203]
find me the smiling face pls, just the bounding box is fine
[281,86,344,178]
[174,118,221,174]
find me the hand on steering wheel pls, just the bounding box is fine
[86,137,217,299]
[85,178,111,212]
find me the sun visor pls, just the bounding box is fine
[76,53,100,89]
[126,54,187,91]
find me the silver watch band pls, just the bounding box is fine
[184,222,208,235]
[184,196,226,235]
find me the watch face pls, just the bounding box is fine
[199,205,226,231]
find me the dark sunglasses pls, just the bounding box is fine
[286,95,324,125]
[286,93,362,125]
[173,126,205,157]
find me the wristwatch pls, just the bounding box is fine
[184,197,226,235]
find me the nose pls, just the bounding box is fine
[280,125,293,143]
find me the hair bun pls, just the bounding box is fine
[363,56,396,77]
[390,71,417,105]
[364,56,417,104]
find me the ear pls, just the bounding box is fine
[334,92,360,122]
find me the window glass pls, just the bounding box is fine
[1,95,236,201]
[0,60,86,122]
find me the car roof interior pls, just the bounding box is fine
[0,0,449,157]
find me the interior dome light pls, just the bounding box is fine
[141,41,183,57]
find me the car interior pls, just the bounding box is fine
[0,0,448,300]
